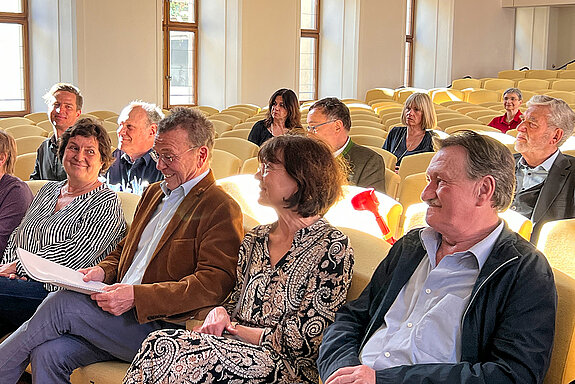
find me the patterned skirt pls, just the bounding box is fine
[123,329,302,384]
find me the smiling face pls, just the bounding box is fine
[503,92,522,114]
[254,153,298,210]
[153,128,208,190]
[514,105,562,166]
[62,135,104,184]
[421,146,481,238]
[117,106,156,160]
[48,91,81,137]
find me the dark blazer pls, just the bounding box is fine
[513,152,575,243]
[98,170,244,323]
[344,141,386,193]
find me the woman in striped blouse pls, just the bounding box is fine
[0,118,126,336]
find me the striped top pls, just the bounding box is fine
[1,181,126,291]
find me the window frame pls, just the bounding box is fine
[0,0,30,117]
[300,0,320,102]
[404,0,416,87]
[162,0,199,109]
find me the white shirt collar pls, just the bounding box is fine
[160,169,210,197]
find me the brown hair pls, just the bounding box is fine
[310,97,352,131]
[258,134,346,217]
[43,83,83,110]
[264,89,302,130]
[0,129,17,175]
[58,118,114,174]
[437,130,516,211]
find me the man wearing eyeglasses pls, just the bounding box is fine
[307,97,386,193]
[0,108,244,382]
[510,95,575,243]
[105,101,164,194]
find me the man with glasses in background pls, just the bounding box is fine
[0,107,244,383]
[510,95,575,243]
[307,97,387,193]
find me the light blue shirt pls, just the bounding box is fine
[121,170,210,285]
[516,150,559,192]
[360,221,504,369]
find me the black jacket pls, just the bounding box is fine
[317,225,557,384]
[29,136,67,181]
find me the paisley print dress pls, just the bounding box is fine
[123,218,353,383]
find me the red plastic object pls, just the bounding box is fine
[351,189,396,245]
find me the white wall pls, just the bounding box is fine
[74,0,162,113]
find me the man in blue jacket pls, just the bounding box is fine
[318,130,557,384]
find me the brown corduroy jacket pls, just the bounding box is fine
[98,170,243,324]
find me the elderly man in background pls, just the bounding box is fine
[0,107,244,383]
[30,83,83,181]
[307,97,386,193]
[510,95,575,243]
[318,131,556,384]
[106,101,164,194]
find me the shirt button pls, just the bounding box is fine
[384,352,391,357]
[425,288,431,294]
[407,322,413,328]
[511,206,516,211]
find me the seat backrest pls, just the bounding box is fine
[14,136,46,155]
[398,172,426,213]
[210,114,242,126]
[557,70,575,79]
[498,209,533,241]
[498,70,526,80]
[349,134,385,148]
[366,146,397,171]
[537,218,575,278]
[349,127,387,138]
[24,112,49,124]
[431,89,465,104]
[398,152,435,180]
[384,171,401,200]
[240,157,259,174]
[88,110,119,120]
[517,79,551,91]
[436,117,479,130]
[220,109,249,121]
[543,269,575,384]
[233,121,256,131]
[195,105,219,116]
[338,226,392,301]
[14,153,37,181]
[116,191,141,231]
[0,117,35,129]
[5,125,48,139]
[483,78,516,91]
[25,180,49,195]
[451,78,482,90]
[551,79,575,91]
[526,69,558,79]
[209,120,234,135]
[445,124,501,135]
[545,91,575,104]
[365,88,395,104]
[214,137,259,162]
[465,89,501,104]
[211,149,242,179]
[220,129,251,140]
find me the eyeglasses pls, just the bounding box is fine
[306,120,336,133]
[258,162,285,177]
[150,146,197,165]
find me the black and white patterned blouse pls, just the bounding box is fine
[2,181,126,291]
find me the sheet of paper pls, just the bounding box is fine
[16,248,108,294]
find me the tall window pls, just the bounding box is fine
[404,0,416,87]
[163,0,198,108]
[0,0,29,116]
[300,0,320,102]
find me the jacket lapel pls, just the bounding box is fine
[532,152,571,224]
[149,171,216,260]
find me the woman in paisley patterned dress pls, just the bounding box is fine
[124,134,354,384]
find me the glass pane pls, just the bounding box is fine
[406,0,413,35]
[299,37,317,101]
[404,42,411,87]
[169,0,195,23]
[301,0,317,30]
[0,23,25,111]
[0,0,22,13]
[169,30,196,105]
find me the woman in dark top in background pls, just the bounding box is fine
[248,88,302,146]
[383,92,436,170]
[0,129,33,256]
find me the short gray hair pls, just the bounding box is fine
[527,95,575,146]
[120,101,164,126]
[437,130,516,212]
[158,107,215,159]
[503,88,522,100]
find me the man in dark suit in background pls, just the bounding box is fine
[510,94,575,243]
[307,97,387,193]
